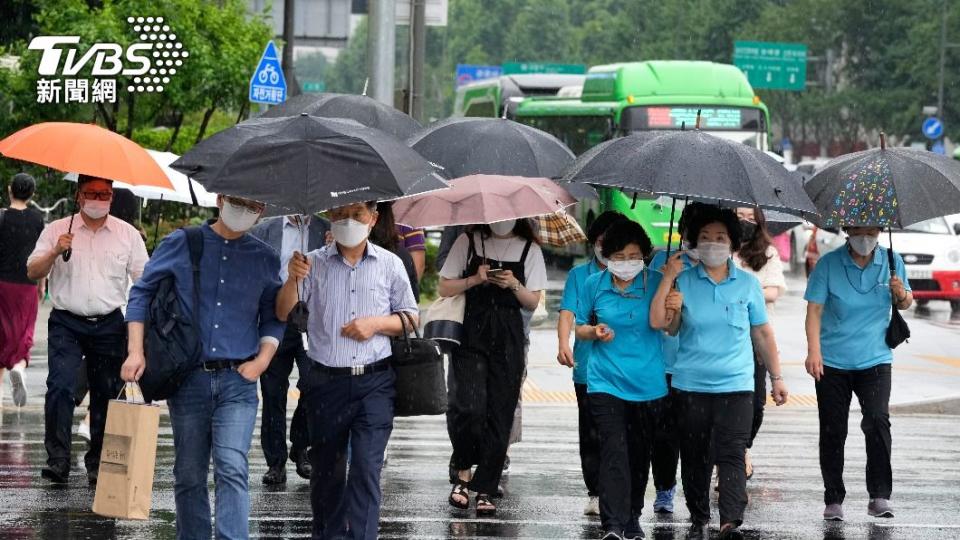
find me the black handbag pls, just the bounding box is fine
[391,311,447,417]
[885,247,910,349]
[139,227,204,402]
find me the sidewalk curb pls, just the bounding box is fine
[890,395,960,415]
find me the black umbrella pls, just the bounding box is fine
[763,209,804,236]
[805,133,960,228]
[561,130,818,218]
[260,92,423,140]
[407,117,595,200]
[171,115,448,215]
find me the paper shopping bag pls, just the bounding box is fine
[93,383,160,520]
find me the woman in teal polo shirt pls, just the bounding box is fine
[557,210,626,518]
[575,219,667,540]
[804,226,912,522]
[651,206,789,540]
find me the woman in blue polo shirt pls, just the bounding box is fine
[804,226,912,522]
[575,219,667,540]
[651,206,788,540]
[557,210,626,518]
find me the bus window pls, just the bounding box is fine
[516,116,611,155]
[463,101,497,118]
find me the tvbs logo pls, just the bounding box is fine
[28,16,189,104]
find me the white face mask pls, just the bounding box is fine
[80,199,110,220]
[489,220,516,236]
[697,242,731,268]
[594,244,607,266]
[607,259,644,281]
[331,218,371,248]
[220,201,261,233]
[848,234,878,256]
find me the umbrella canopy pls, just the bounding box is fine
[535,210,587,247]
[65,150,217,207]
[0,122,171,188]
[561,131,818,217]
[763,209,804,236]
[261,92,423,140]
[171,115,448,215]
[392,175,577,228]
[408,117,576,179]
[805,139,960,228]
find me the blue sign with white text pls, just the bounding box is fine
[922,117,944,140]
[456,64,502,88]
[249,41,287,105]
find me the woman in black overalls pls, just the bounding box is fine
[437,220,545,516]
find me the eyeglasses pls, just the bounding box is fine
[224,196,265,213]
[608,255,644,262]
[80,191,113,201]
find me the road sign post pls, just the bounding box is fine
[455,64,502,88]
[733,41,808,91]
[501,62,586,75]
[249,41,287,105]
[922,117,945,140]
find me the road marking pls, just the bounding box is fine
[917,354,960,370]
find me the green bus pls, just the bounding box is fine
[513,60,772,250]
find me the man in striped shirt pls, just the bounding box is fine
[276,201,417,540]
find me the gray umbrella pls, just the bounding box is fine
[171,114,447,215]
[561,130,818,218]
[805,136,960,228]
[260,92,423,140]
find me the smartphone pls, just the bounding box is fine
[487,268,505,276]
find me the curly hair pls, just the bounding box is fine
[601,219,653,259]
[687,206,742,252]
[737,208,773,272]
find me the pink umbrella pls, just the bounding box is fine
[392,175,577,228]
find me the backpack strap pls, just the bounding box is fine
[183,227,204,325]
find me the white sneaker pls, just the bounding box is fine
[9,361,27,407]
[584,495,600,516]
[77,420,91,441]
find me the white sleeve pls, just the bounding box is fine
[523,244,548,292]
[128,229,149,282]
[439,233,471,279]
[26,222,56,267]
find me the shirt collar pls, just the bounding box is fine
[284,216,310,228]
[695,258,739,283]
[588,258,602,274]
[78,214,114,232]
[598,268,648,294]
[319,241,380,262]
[841,245,883,268]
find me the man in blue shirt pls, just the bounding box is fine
[251,214,330,485]
[277,201,417,540]
[123,194,284,540]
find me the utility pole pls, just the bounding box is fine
[368,0,396,105]
[821,47,835,158]
[282,0,300,97]
[939,0,948,125]
[408,0,426,121]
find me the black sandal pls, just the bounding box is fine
[476,493,497,516]
[448,482,470,509]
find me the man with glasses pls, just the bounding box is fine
[122,193,285,539]
[26,175,148,485]
[276,201,417,540]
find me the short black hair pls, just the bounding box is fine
[687,206,742,251]
[601,219,653,259]
[10,173,36,201]
[678,202,711,239]
[77,174,113,189]
[587,210,627,245]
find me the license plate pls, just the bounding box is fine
[908,269,932,280]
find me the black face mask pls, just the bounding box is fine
[739,220,757,240]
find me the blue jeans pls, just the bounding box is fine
[168,367,259,540]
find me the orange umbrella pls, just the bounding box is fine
[0,122,172,188]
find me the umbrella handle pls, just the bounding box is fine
[62,211,76,262]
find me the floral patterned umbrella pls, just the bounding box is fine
[805,134,960,228]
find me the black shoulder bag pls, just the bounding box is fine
[885,246,911,349]
[391,311,447,417]
[140,227,204,402]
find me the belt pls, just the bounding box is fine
[57,309,121,323]
[313,358,391,377]
[202,357,253,372]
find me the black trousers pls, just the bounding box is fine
[260,326,311,467]
[446,319,525,496]
[749,358,766,448]
[676,390,753,526]
[815,364,892,505]
[44,309,126,471]
[590,392,658,534]
[574,383,601,497]
[651,374,680,491]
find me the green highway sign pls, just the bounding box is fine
[733,41,807,91]
[501,62,587,75]
[302,80,326,93]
